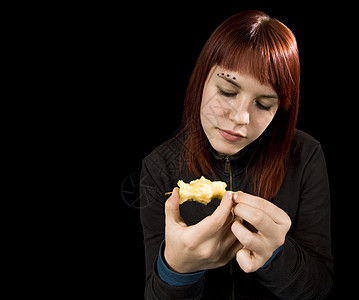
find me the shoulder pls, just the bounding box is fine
[142,134,183,174]
[289,129,326,172]
[293,129,322,158]
[294,129,320,148]
[141,135,184,194]
[276,131,329,214]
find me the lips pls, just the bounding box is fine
[218,129,245,142]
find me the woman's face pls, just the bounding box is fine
[201,65,279,156]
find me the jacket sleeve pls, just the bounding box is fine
[256,144,333,299]
[139,156,204,300]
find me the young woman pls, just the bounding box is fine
[140,10,333,299]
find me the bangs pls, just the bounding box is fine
[210,14,300,111]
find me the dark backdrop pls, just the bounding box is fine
[120,5,349,299]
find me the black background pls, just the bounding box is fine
[119,4,351,299]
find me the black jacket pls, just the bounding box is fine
[140,129,333,299]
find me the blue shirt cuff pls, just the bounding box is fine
[156,240,205,286]
[260,245,283,269]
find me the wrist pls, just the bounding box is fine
[157,240,205,286]
[260,245,284,269]
[164,244,188,274]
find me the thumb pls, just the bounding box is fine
[195,191,234,236]
[209,191,234,226]
[165,187,185,225]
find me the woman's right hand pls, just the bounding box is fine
[164,188,242,274]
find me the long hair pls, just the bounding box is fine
[179,10,300,200]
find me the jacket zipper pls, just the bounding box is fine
[224,156,232,190]
[224,156,235,300]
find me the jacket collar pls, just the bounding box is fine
[209,142,256,176]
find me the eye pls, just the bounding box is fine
[255,101,271,111]
[217,87,237,98]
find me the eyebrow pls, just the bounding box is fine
[220,76,241,89]
[219,76,279,100]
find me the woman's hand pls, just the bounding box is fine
[231,191,291,273]
[164,188,242,274]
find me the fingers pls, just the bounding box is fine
[231,219,263,253]
[235,248,263,273]
[223,233,244,261]
[231,191,291,273]
[232,226,267,273]
[234,192,291,239]
[233,202,275,237]
[232,191,290,225]
[165,187,186,226]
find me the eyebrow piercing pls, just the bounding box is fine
[217,73,236,80]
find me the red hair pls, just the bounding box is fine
[179,10,300,200]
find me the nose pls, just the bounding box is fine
[229,99,250,125]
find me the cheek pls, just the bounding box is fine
[201,94,229,125]
[250,111,276,136]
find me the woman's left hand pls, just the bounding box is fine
[231,191,292,273]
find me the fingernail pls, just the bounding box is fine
[233,193,238,201]
[227,191,232,199]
